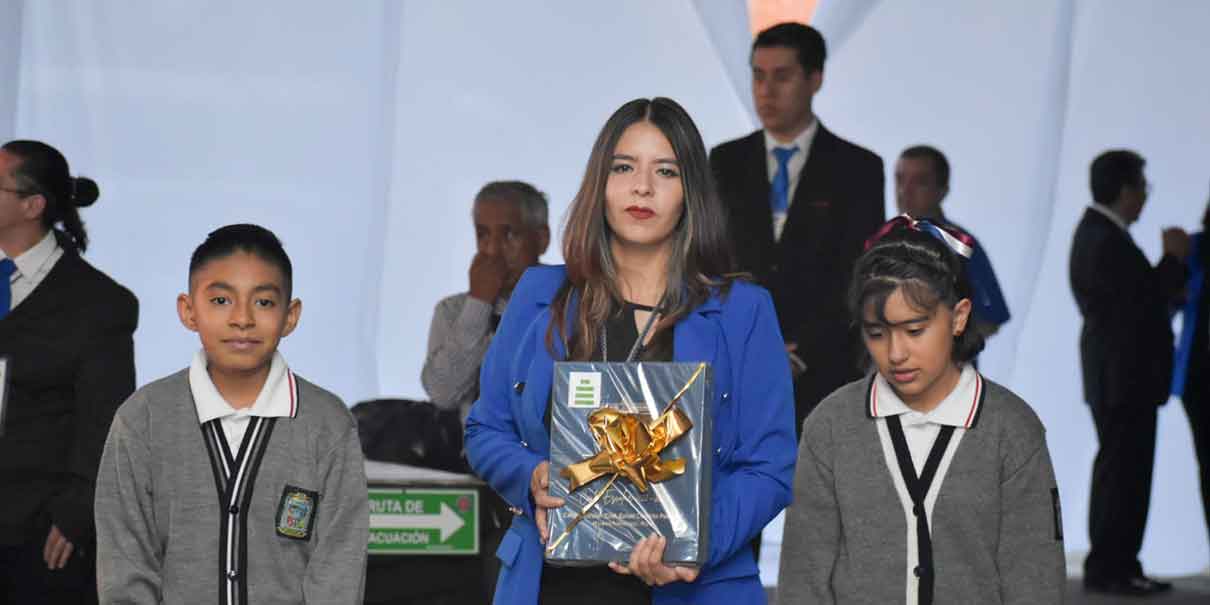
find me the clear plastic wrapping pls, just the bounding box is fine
[545,361,712,566]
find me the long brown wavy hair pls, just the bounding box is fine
[547,97,736,360]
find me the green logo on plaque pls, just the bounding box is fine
[575,380,595,405]
[367,488,478,555]
[568,371,601,408]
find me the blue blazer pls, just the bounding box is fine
[466,265,796,605]
[1174,232,1204,396]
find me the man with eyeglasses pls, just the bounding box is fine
[1069,149,1189,595]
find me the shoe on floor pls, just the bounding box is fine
[1083,574,1173,596]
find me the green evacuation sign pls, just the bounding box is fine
[367,488,478,555]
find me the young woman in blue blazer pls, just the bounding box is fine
[465,98,796,604]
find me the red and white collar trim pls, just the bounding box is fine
[867,365,984,429]
[190,350,299,424]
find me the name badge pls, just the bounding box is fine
[0,356,9,437]
[275,484,320,541]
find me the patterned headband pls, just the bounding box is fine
[864,214,974,259]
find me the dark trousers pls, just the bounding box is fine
[1084,401,1157,580]
[538,565,650,604]
[0,534,97,605]
[1184,382,1210,547]
[793,364,859,442]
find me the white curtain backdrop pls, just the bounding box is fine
[5,0,1208,578]
[690,0,759,124]
[810,0,879,55]
[12,2,400,403]
[0,0,22,141]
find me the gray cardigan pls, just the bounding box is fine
[95,369,369,605]
[777,376,1065,605]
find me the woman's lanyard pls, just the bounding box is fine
[601,301,662,363]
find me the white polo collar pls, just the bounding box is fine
[867,364,984,429]
[189,350,298,424]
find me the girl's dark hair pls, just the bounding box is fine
[549,97,736,360]
[848,225,984,363]
[189,224,293,295]
[2,140,100,252]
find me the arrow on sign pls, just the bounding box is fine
[370,502,466,542]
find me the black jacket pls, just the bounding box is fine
[710,126,884,428]
[1069,207,1185,408]
[0,238,138,545]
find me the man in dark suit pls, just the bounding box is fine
[0,141,138,604]
[1069,149,1189,596]
[710,22,884,438]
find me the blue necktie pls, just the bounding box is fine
[769,145,799,214]
[0,258,15,320]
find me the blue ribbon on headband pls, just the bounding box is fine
[865,214,975,259]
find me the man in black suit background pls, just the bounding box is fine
[710,23,884,438]
[1069,149,1189,596]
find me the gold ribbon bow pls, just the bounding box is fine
[546,363,705,553]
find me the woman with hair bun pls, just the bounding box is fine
[0,139,138,604]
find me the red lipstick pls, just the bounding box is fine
[625,205,655,220]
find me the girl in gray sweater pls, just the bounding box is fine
[777,217,1065,604]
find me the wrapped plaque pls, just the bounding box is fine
[546,361,712,566]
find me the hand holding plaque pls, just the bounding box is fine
[530,461,564,544]
[607,534,701,586]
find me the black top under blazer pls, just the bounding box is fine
[1069,207,1185,408]
[0,234,138,546]
[710,126,884,432]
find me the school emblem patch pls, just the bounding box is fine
[275,485,320,541]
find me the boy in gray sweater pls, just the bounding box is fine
[95,224,369,605]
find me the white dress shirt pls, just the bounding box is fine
[0,230,63,310]
[764,120,820,241]
[189,350,298,453]
[1087,203,1129,234]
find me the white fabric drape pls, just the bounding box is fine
[691,0,759,126]
[6,0,1208,577]
[810,0,879,54]
[11,2,401,403]
[0,0,23,141]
